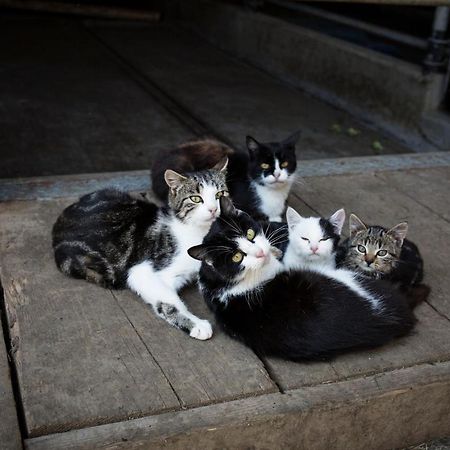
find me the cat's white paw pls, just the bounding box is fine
[190,319,213,340]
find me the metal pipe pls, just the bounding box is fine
[423,6,449,73]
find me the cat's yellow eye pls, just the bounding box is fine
[232,251,244,263]
[357,245,366,253]
[260,163,270,170]
[246,228,255,241]
[190,195,203,203]
[280,161,289,168]
[215,190,229,199]
[377,250,387,257]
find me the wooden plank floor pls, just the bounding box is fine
[0,158,449,448]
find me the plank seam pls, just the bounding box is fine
[109,290,184,409]
[0,280,27,445]
[83,25,236,149]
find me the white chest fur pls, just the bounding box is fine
[158,218,210,290]
[253,180,292,221]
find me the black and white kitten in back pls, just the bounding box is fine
[52,161,228,340]
[188,198,426,361]
[151,131,300,221]
[337,213,424,288]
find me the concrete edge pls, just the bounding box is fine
[24,361,450,450]
[0,152,449,202]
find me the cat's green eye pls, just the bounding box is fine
[246,228,256,241]
[215,190,228,199]
[357,245,366,253]
[260,163,270,170]
[190,195,203,203]
[377,250,387,257]
[232,251,244,263]
[280,161,289,168]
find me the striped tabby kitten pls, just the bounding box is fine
[52,162,228,340]
[337,213,423,288]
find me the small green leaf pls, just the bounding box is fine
[331,123,342,133]
[347,127,361,137]
[372,140,384,152]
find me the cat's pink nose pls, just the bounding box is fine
[209,207,218,215]
[311,246,319,253]
[256,249,266,258]
[274,171,281,179]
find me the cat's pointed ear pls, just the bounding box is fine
[286,206,303,228]
[349,213,367,237]
[329,208,346,235]
[220,195,238,217]
[164,170,187,189]
[387,222,408,246]
[188,245,213,266]
[246,135,260,159]
[212,156,228,172]
[283,130,301,149]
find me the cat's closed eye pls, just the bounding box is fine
[320,237,331,242]
[301,237,310,242]
[190,195,203,203]
[232,251,244,263]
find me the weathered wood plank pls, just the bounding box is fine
[0,315,22,450]
[25,361,450,450]
[375,167,450,223]
[0,200,180,437]
[0,18,193,179]
[90,24,410,158]
[112,287,276,409]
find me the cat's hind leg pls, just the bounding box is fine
[127,261,213,340]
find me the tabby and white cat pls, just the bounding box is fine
[282,207,346,270]
[151,131,300,221]
[337,214,424,288]
[189,198,425,361]
[52,162,228,340]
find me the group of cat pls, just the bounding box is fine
[52,132,428,361]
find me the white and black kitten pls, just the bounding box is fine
[282,206,346,269]
[152,131,300,221]
[189,198,426,361]
[53,162,228,340]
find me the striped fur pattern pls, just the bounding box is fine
[52,168,228,340]
[337,213,423,288]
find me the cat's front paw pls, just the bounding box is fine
[190,319,213,340]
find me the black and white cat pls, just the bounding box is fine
[151,131,300,221]
[188,198,426,361]
[283,206,346,269]
[52,162,228,340]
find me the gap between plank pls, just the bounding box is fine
[82,24,235,148]
[0,280,28,443]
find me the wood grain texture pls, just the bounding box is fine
[0,199,180,437]
[25,361,450,450]
[0,316,22,450]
